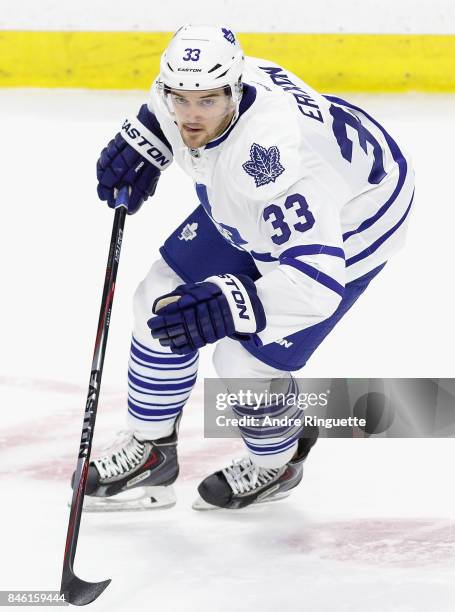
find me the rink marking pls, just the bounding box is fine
[281,518,455,566]
[0,377,237,482]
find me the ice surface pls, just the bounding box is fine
[0,89,454,611]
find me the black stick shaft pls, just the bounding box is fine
[61,189,128,605]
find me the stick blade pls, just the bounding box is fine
[61,573,111,606]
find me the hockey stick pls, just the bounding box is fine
[60,187,129,606]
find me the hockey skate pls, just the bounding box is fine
[70,426,179,512]
[192,438,308,511]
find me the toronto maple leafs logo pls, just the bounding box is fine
[242,143,285,187]
[178,222,198,241]
[222,28,236,45]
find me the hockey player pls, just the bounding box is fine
[73,25,414,511]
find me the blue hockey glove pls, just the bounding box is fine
[147,274,266,355]
[97,104,173,214]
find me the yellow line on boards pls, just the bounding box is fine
[0,31,454,91]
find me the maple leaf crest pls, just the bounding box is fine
[242,143,285,187]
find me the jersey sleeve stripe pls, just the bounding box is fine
[280,258,345,297]
[280,244,345,259]
[346,191,414,267]
[251,251,279,262]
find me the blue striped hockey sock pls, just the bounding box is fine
[233,376,303,468]
[127,335,199,439]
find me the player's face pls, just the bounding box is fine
[169,88,236,148]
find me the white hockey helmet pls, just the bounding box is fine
[157,25,244,115]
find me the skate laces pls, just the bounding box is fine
[222,457,280,495]
[94,431,146,479]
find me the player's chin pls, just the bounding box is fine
[181,128,209,148]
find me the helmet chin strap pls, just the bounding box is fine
[206,109,237,145]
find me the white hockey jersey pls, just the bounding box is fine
[125,57,415,345]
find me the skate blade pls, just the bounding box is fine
[69,486,176,512]
[192,490,291,511]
